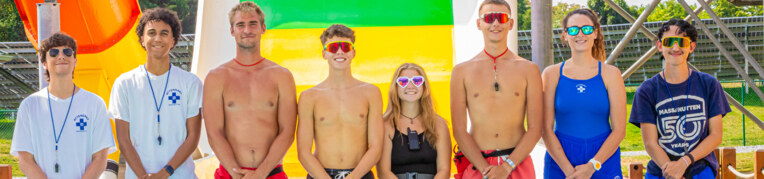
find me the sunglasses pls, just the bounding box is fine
[566,25,595,36]
[661,36,692,48]
[480,12,509,24]
[397,76,425,88]
[48,48,74,57]
[324,41,354,53]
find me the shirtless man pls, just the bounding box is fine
[203,2,297,179]
[297,24,384,179]
[450,0,543,179]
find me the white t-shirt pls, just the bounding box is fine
[108,65,201,179]
[10,88,116,178]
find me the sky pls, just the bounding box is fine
[554,0,701,7]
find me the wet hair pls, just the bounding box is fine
[228,1,265,28]
[40,32,77,80]
[136,7,182,48]
[479,0,512,14]
[384,63,439,146]
[320,24,356,45]
[562,8,606,62]
[657,19,698,42]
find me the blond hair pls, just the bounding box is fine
[383,63,439,146]
[228,1,265,27]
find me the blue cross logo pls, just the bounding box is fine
[168,92,180,104]
[76,118,87,131]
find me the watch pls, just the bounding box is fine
[589,159,601,171]
[164,165,175,175]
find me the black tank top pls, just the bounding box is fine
[390,123,438,174]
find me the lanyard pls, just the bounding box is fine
[144,64,171,146]
[662,67,692,154]
[484,48,508,92]
[47,86,75,173]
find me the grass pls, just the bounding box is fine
[0,118,21,176]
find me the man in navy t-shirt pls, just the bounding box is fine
[629,19,731,179]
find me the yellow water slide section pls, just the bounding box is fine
[194,25,455,177]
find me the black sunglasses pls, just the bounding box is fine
[48,48,74,58]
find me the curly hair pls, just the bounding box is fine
[657,19,698,42]
[135,7,182,48]
[320,24,355,45]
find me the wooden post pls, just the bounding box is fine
[715,148,721,179]
[755,149,764,179]
[0,164,11,179]
[630,162,644,179]
[720,147,736,179]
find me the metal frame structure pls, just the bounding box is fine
[598,0,764,130]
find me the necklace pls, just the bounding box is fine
[401,113,421,124]
[47,85,75,173]
[484,48,509,92]
[233,57,266,67]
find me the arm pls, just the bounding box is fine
[349,86,384,178]
[202,71,242,176]
[376,120,397,179]
[81,148,110,179]
[571,66,628,178]
[641,123,671,168]
[115,119,149,177]
[664,114,723,178]
[540,65,576,176]
[251,70,298,177]
[17,152,47,179]
[501,62,543,171]
[153,112,202,177]
[590,66,627,163]
[450,65,490,171]
[434,117,453,179]
[296,92,330,179]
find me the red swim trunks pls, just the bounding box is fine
[454,149,535,179]
[214,164,288,179]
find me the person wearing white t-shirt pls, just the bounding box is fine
[10,32,116,178]
[109,8,202,179]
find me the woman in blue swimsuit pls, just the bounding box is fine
[540,9,628,179]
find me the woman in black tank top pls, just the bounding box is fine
[376,63,452,179]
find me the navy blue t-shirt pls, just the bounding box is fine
[629,70,731,177]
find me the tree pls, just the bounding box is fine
[647,1,687,22]
[552,2,583,28]
[139,0,198,34]
[587,0,638,25]
[0,0,27,41]
[516,0,531,30]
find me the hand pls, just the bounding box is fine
[566,164,594,179]
[138,173,151,179]
[563,166,576,177]
[482,165,510,179]
[146,171,169,179]
[662,160,688,179]
[233,168,258,179]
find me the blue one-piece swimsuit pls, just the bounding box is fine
[544,61,622,179]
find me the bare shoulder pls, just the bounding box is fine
[511,56,539,70]
[299,87,320,102]
[205,64,230,84]
[383,118,395,137]
[600,63,623,82]
[541,62,563,78]
[358,82,382,97]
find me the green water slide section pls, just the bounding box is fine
[242,0,454,29]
